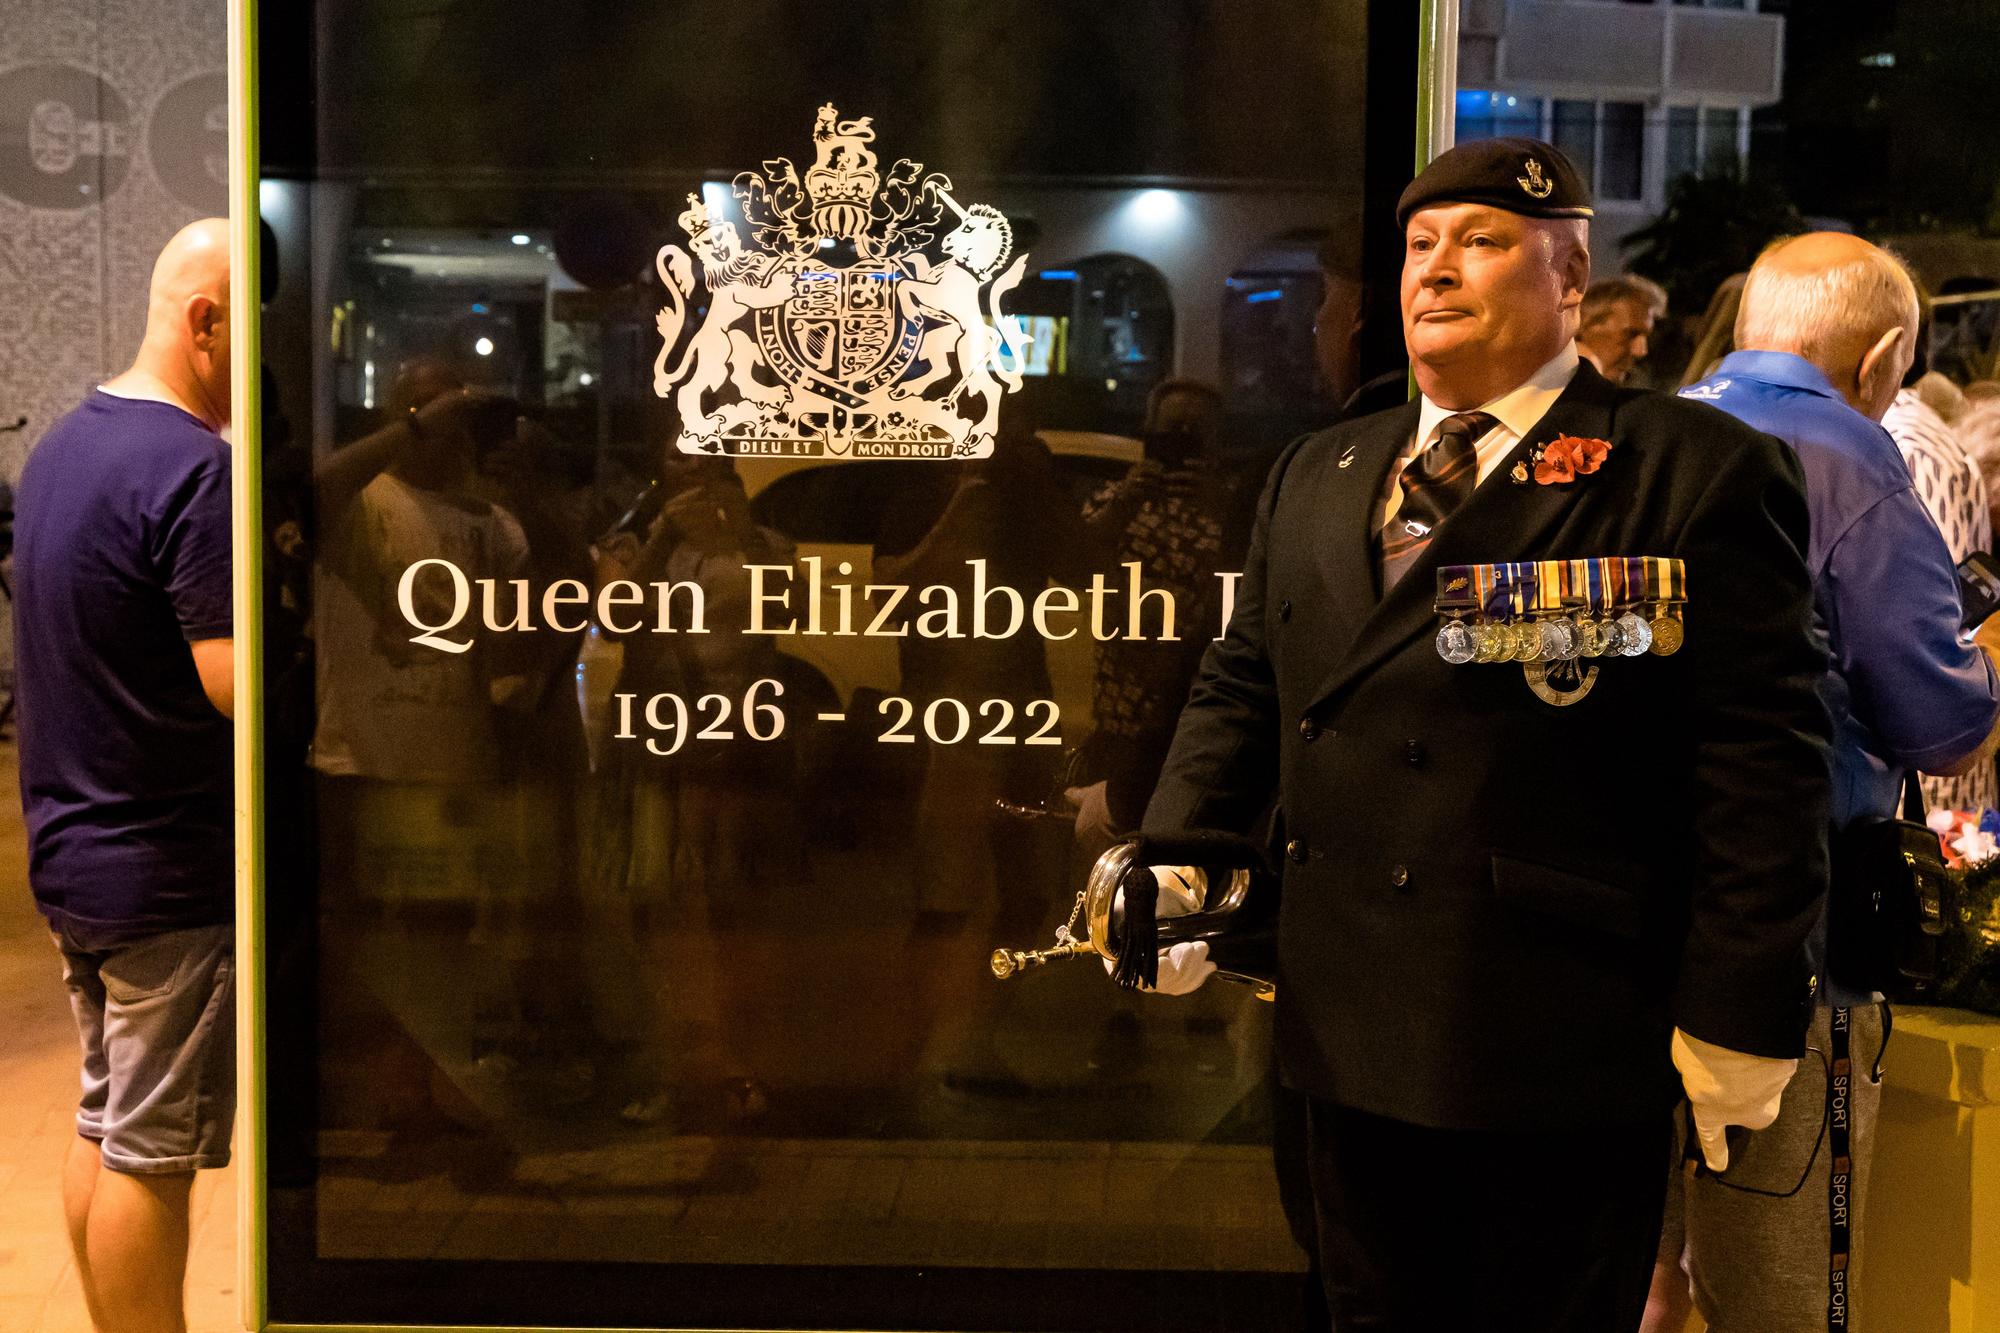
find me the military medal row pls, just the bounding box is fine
[1433,556,1686,666]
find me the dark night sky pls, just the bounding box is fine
[300,0,1367,187]
[1757,0,2000,232]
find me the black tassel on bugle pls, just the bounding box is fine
[1110,862,1159,990]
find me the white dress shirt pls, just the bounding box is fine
[1379,343,1582,529]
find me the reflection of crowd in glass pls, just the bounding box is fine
[272,288,1344,1142]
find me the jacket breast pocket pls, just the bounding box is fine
[1490,853,1646,942]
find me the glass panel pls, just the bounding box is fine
[1552,100,1598,186]
[1666,106,1700,186]
[1599,101,1645,201]
[259,2,1408,1327]
[1704,106,1742,175]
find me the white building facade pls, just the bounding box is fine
[1455,0,1785,271]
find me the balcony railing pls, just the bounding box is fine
[1460,0,1783,106]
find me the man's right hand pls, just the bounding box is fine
[1974,609,2000,661]
[1103,940,1216,996]
[412,385,473,431]
[1120,459,1170,500]
[1930,610,2000,776]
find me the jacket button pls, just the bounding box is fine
[1278,599,1293,622]
[1299,718,1319,742]
[1390,863,1410,888]
[1405,739,1426,767]
[1287,839,1309,865]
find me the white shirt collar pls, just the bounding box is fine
[1414,343,1581,450]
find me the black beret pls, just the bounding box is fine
[1396,137,1594,230]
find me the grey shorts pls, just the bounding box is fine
[52,920,236,1174]
[1658,1002,1886,1332]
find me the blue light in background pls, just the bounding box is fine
[1456,89,1496,117]
[1245,289,1283,304]
[1038,269,1080,281]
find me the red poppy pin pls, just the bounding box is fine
[1524,434,1612,486]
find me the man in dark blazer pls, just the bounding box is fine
[1140,140,1832,1330]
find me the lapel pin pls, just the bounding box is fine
[1337,445,1357,469]
[1510,461,1529,485]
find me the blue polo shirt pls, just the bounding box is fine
[14,391,234,938]
[1683,351,1997,830]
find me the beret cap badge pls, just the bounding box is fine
[1518,158,1554,200]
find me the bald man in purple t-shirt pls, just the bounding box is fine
[16,218,234,1333]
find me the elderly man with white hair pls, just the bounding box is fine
[1650,233,2000,1333]
[1578,273,1668,385]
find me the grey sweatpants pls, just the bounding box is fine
[1659,1002,1886,1332]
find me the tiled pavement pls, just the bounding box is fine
[0,743,238,1333]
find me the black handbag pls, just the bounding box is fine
[1827,775,1950,1000]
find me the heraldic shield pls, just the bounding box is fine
[756,259,921,406]
[651,105,1031,461]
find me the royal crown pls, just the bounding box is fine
[678,192,724,241]
[804,103,881,211]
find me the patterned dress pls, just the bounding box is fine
[1885,389,1998,814]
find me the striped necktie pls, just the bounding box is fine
[1378,410,1498,591]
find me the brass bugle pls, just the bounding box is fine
[990,940,1099,978]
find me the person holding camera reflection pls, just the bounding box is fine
[463,415,601,1096]
[312,359,532,808]
[1644,234,2000,1333]
[1066,378,1237,853]
[1136,141,1834,1331]
[309,358,532,1117]
[587,454,795,1126]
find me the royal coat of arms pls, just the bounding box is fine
[652,105,1031,460]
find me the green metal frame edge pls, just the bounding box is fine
[228,0,269,1328]
[1411,0,1458,398]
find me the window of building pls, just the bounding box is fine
[1552,99,1597,185]
[1667,106,1700,184]
[1540,100,1646,203]
[1704,106,1744,175]
[1663,104,1748,186]
[1599,102,1645,201]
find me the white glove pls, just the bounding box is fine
[1671,1027,1799,1173]
[1104,940,1216,996]
[1152,865,1207,917]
